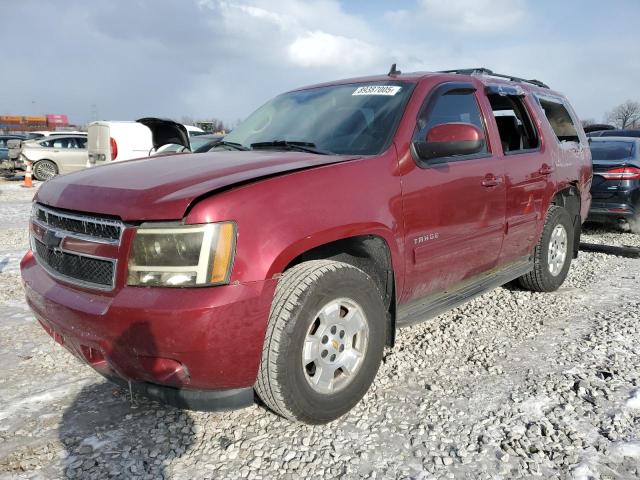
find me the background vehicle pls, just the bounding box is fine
[30,130,87,137]
[0,134,26,161]
[22,68,591,424]
[587,129,640,138]
[87,118,190,165]
[0,134,27,173]
[587,137,640,232]
[191,134,223,152]
[185,125,205,137]
[20,135,88,181]
[583,124,615,134]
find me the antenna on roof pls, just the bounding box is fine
[388,63,401,76]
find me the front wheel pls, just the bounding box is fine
[255,260,386,424]
[32,160,58,181]
[518,205,574,292]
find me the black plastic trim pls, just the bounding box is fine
[396,257,532,328]
[105,374,255,411]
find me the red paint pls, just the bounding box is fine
[22,72,592,398]
[426,122,482,143]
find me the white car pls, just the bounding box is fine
[20,135,88,181]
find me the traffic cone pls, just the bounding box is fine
[22,161,33,188]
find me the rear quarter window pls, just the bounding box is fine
[538,98,580,143]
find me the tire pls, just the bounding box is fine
[628,212,640,234]
[518,205,574,292]
[32,160,58,181]
[255,260,386,424]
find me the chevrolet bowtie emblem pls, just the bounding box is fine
[43,229,63,249]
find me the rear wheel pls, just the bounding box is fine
[255,260,386,424]
[519,205,574,292]
[32,160,58,181]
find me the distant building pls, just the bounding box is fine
[0,114,69,132]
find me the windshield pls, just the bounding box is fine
[590,141,634,161]
[224,81,415,155]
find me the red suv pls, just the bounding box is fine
[21,67,592,424]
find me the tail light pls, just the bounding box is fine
[600,166,640,180]
[110,137,118,161]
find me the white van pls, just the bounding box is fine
[87,118,190,166]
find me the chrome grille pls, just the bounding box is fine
[33,238,115,288]
[31,203,123,290]
[34,204,122,243]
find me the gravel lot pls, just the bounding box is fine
[1,178,639,480]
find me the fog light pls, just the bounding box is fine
[138,357,190,386]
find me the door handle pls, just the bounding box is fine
[481,174,502,188]
[538,164,554,175]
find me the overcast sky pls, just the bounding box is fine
[2,0,638,126]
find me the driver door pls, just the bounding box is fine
[401,82,506,301]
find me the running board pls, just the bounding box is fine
[397,258,533,328]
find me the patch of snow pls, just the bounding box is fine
[572,462,599,480]
[80,435,108,451]
[613,441,640,459]
[520,395,551,418]
[0,381,87,420]
[625,390,640,409]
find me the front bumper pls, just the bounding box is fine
[0,157,26,171]
[21,250,277,410]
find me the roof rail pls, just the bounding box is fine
[439,68,549,89]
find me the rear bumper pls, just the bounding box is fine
[588,183,639,222]
[588,201,637,221]
[21,250,277,409]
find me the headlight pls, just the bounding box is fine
[127,222,236,287]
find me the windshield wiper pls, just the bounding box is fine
[250,140,331,155]
[216,140,249,151]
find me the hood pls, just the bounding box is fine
[35,151,360,221]
[136,117,190,151]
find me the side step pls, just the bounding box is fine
[397,258,532,328]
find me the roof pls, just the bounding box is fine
[290,67,560,97]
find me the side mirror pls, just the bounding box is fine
[414,122,485,162]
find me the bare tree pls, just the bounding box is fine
[581,118,596,128]
[605,100,640,129]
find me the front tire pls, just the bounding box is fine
[255,260,386,424]
[32,160,58,181]
[518,205,574,292]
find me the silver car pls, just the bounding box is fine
[20,135,88,181]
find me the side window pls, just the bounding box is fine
[0,139,6,148]
[53,138,70,149]
[488,94,539,153]
[39,140,53,148]
[415,89,488,155]
[76,137,87,149]
[538,99,579,143]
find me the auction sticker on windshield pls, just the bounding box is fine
[352,85,402,96]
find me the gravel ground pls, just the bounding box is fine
[1,178,639,479]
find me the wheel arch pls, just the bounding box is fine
[272,230,399,347]
[550,183,581,258]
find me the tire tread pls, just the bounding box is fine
[255,260,360,420]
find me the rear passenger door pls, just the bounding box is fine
[401,82,506,301]
[54,137,87,173]
[485,87,550,263]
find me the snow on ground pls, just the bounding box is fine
[0,177,639,479]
